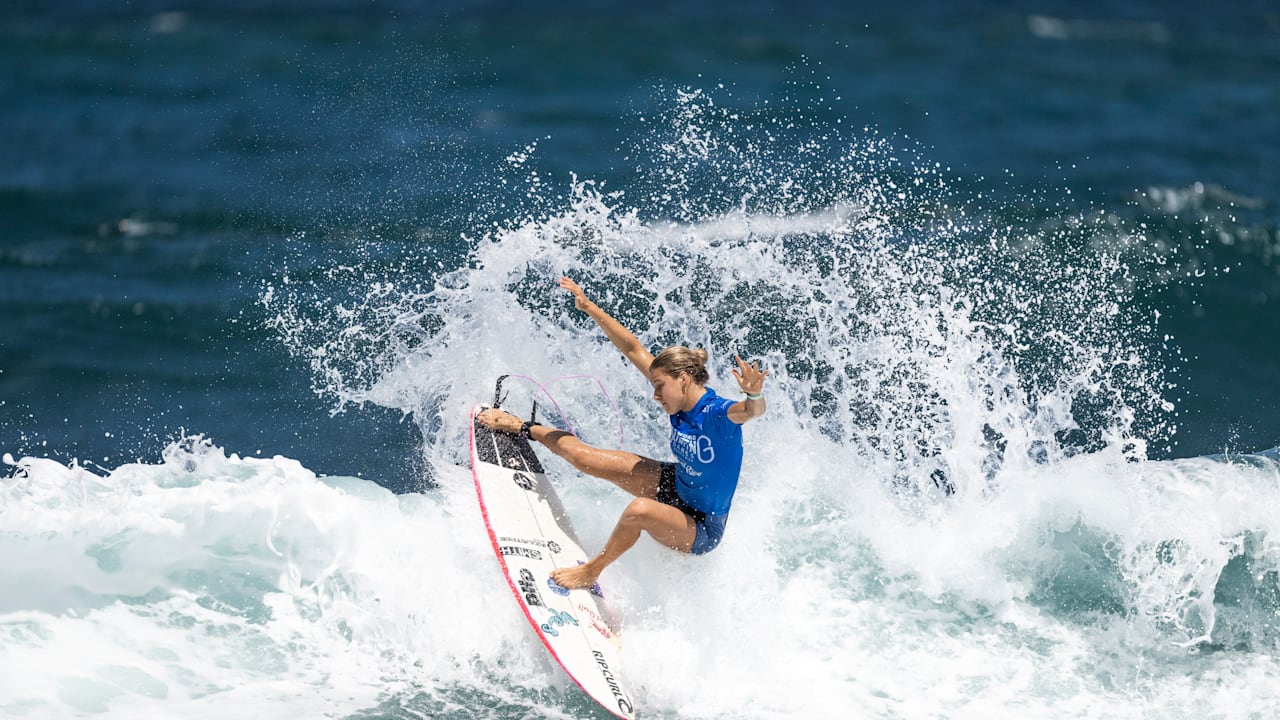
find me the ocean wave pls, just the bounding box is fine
[5,434,1280,718]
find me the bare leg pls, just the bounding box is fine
[550,497,697,589]
[477,408,697,588]
[477,408,663,498]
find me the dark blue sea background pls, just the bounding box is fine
[3,3,1280,718]
[4,1,1276,490]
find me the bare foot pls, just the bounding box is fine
[550,563,602,590]
[477,408,523,433]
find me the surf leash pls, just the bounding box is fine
[494,373,626,448]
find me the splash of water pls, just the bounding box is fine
[249,83,1280,717]
[265,83,1171,495]
[0,437,571,718]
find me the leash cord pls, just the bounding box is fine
[499,373,625,448]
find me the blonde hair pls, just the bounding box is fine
[649,346,710,385]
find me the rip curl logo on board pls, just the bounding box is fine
[547,540,561,554]
[592,650,633,715]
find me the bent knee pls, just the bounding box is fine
[623,497,695,551]
[620,497,663,524]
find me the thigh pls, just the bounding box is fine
[630,497,699,554]
[563,441,666,499]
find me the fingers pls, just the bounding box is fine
[559,276,583,295]
[732,355,770,401]
[733,354,769,378]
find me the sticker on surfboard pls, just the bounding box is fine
[469,401,636,719]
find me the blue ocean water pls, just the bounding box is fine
[3,2,1280,718]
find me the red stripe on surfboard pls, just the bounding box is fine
[468,405,632,720]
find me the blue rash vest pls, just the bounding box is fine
[668,387,743,516]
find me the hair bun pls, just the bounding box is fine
[650,346,711,385]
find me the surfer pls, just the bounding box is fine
[478,276,768,590]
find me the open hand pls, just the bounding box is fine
[732,354,769,395]
[559,276,593,313]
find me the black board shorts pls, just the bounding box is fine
[656,462,727,555]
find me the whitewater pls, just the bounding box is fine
[5,87,1280,719]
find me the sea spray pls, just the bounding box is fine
[13,84,1271,718]
[264,84,1172,500]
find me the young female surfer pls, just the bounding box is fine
[477,276,768,590]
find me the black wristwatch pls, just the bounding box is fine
[520,420,541,440]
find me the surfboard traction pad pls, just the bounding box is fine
[470,407,637,720]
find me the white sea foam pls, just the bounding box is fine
[5,437,1280,718]
[8,86,1279,719]
[0,439,556,719]
[255,125,1280,715]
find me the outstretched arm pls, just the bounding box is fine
[727,354,769,424]
[560,276,655,378]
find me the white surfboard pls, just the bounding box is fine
[469,402,637,720]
